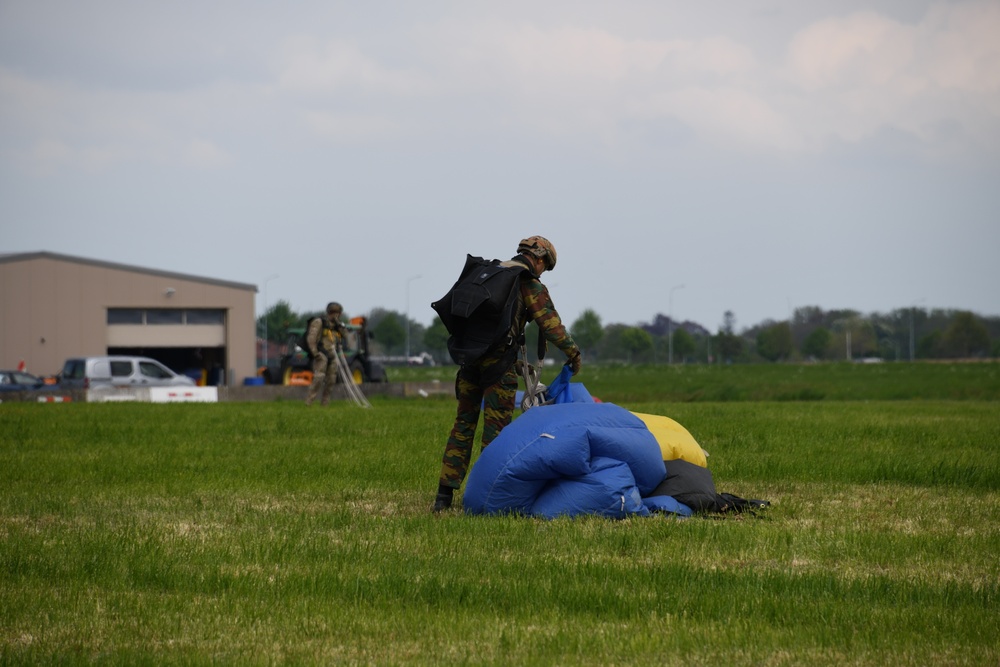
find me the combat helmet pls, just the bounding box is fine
[517,236,557,271]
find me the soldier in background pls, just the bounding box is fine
[305,302,346,406]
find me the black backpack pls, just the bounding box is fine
[299,317,322,358]
[432,255,529,367]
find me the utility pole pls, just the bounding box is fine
[405,275,421,359]
[262,274,279,366]
[668,283,685,365]
[909,298,925,362]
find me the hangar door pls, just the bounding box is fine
[106,308,228,384]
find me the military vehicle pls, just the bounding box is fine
[260,316,387,385]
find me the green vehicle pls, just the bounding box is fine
[261,316,388,386]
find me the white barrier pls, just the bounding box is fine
[87,387,218,403]
[37,395,73,403]
[88,389,144,402]
[149,387,218,403]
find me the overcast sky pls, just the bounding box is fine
[2,1,998,333]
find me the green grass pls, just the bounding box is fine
[393,359,1000,402]
[2,364,999,665]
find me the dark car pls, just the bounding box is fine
[0,370,46,391]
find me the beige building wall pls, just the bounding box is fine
[0,252,257,382]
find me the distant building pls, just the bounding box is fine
[0,251,257,384]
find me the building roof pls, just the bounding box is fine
[0,251,258,293]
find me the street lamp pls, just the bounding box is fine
[909,297,925,362]
[668,283,685,365]
[405,275,422,360]
[262,274,279,366]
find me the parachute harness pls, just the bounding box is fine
[518,344,549,411]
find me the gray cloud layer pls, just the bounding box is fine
[2,1,998,330]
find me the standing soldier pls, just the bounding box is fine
[305,302,346,406]
[433,236,582,512]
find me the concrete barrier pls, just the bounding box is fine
[0,389,82,403]
[219,380,451,402]
[0,381,449,404]
[149,387,218,403]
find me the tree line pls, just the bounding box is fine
[257,301,1000,365]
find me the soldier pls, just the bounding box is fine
[433,236,582,512]
[305,302,346,406]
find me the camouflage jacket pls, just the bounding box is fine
[501,255,579,360]
[306,316,344,357]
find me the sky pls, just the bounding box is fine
[2,0,998,334]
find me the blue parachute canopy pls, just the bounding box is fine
[463,401,692,519]
[545,364,594,404]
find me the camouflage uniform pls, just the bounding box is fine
[438,255,580,491]
[305,312,344,406]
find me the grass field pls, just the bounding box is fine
[391,359,1000,402]
[2,363,998,665]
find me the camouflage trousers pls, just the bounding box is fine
[438,359,518,490]
[306,351,338,406]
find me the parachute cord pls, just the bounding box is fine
[335,347,372,408]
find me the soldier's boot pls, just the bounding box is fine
[432,485,454,513]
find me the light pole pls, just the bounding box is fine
[405,275,422,360]
[909,298,925,362]
[668,283,685,365]
[262,274,279,366]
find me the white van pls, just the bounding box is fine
[59,356,196,390]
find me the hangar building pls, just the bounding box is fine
[0,251,257,384]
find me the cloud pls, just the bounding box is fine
[922,1,1000,93]
[645,86,799,151]
[184,139,232,169]
[786,12,914,91]
[274,36,429,97]
[1,1,997,331]
[0,63,245,173]
[782,2,1000,153]
[303,110,405,143]
[396,7,999,158]
[3,1,999,176]
[396,19,764,150]
[495,25,674,81]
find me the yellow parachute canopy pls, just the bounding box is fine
[630,412,709,468]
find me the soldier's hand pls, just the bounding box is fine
[566,350,582,375]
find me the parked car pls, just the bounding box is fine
[59,356,196,390]
[0,370,47,391]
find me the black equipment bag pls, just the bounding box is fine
[432,255,528,366]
